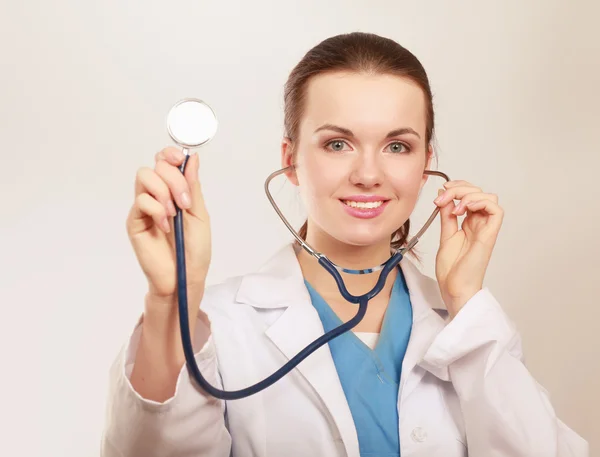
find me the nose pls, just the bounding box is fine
[349,151,384,188]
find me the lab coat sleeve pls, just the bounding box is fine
[422,288,589,457]
[100,316,232,457]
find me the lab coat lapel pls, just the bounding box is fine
[236,244,361,457]
[264,303,361,457]
[398,257,450,403]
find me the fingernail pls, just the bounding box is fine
[181,192,191,208]
[434,191,444,204]
[161,217,171,233]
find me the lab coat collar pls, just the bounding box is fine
[234,243,450,456]
[235,242,447,316]
[235,243,308,309]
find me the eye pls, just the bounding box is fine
[386,141,409,154]
[325,139,351,152]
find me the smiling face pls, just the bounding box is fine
[282,71,433,250]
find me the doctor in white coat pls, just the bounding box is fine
[101,32,588,456]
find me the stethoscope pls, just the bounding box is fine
[165,98,449,400]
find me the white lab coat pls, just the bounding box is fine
[101,243,588,456]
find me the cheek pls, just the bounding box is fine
[387,164,426,197]
[296,154,343,200]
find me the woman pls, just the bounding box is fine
[101,33,587,456]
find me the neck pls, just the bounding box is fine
[296,229,398,300]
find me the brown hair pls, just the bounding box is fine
[284,32,435,251]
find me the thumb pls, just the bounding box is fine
[438,188,458,243]
[183,153,209,221]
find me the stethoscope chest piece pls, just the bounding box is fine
[167,98,218,150]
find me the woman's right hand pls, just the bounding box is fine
[126,146,211,311]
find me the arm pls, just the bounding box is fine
[100,295,231,457]
[422,288,588,457]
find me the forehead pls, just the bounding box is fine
[300,71,427,137]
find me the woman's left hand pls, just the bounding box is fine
[433,180,504,318]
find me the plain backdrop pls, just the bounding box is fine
[1,0,598,455]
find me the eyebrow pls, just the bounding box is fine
[314,123,421,139]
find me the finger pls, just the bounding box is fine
[155,146,187,167]
[135,167,177,217]
[182,153,209,221]
[435,186,493,206]
[155,159,193,210]
[464,199,503,215]
[451,192,499,215]
[443,180,482,192]
[463,199,505,230]
[129,193,171,234]
[436,189,458,243]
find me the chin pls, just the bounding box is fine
[332,227,391,248]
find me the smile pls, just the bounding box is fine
[339,198,390,219]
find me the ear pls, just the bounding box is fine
[420,144,434,190]
[281,137,299,186]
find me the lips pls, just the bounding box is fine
[339,197,390,219]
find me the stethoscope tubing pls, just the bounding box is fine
[173,156,404,400]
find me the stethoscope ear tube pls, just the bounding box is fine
[264,167,449,275]
[173,157,444,400]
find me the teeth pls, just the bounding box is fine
[343,200,384,209]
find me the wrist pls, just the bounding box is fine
[144,286,205,332]
[445,288,482,319]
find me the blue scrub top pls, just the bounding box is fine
[304,269,413,457]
